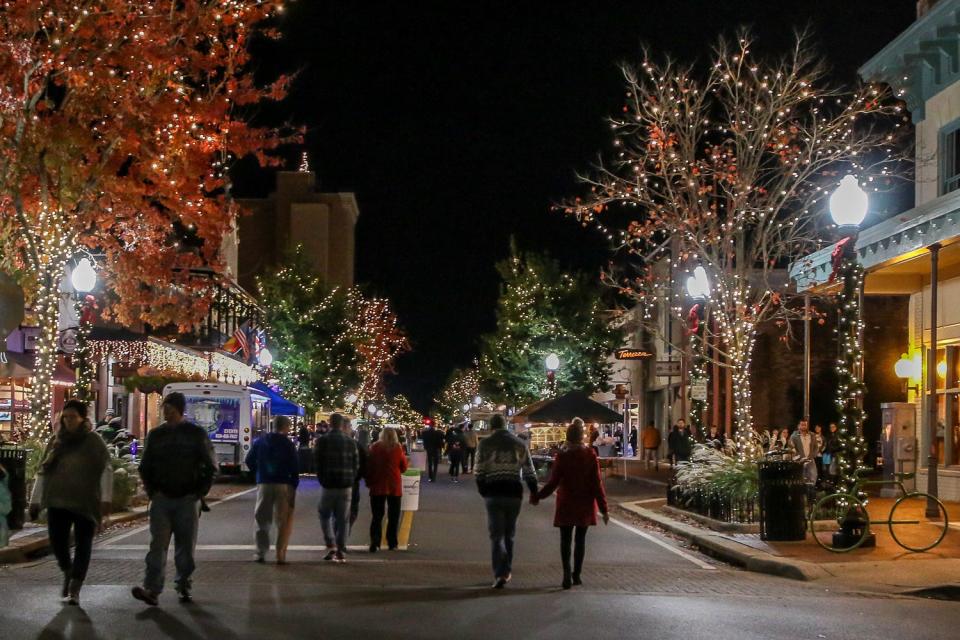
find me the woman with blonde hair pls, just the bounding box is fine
[536,417,608,589]
[364,427,409,552]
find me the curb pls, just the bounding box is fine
[617,501,828,581]
[0,506,150,565]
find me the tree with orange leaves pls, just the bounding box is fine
[0,1,296,435]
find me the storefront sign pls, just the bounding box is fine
[690,378,708,401]
[654,360,682,377]
[615,348,654,360]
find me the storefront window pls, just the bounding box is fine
[935,344,959,466]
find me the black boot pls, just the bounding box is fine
[61,572,70,599]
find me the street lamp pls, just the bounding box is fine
[545,353,559,395]
[473,395,482,407]
[462,403,470,414]
[829,175,869,229]
[828,175,873,533]
[346,393,358,405]
[70,258,98,293]
[257,348,273,367]
[367,403,377,416]
[685,266,710,300]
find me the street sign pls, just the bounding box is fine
[614,348,654,360]
[690,378,708,401]
[655,360,681,377]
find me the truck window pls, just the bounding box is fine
[183,395,242,443]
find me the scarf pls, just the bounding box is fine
[41,421,93,473]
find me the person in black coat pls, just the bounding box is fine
[445,424,466,483]
[421,425,445,482]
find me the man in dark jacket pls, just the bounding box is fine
[445,423,466,483]
[314,413,359,562]
[246,416,299,564]
[421,423,444,482]
[132,392,216,606]
[475,414,539,589]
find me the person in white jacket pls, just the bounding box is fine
[29,399,112,605]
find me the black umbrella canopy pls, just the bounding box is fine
[512,391,623,425]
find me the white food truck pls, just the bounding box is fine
[161,382,271,475]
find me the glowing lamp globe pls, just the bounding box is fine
[545,353,560,371]
[685,266,710,299]
[70,258,98,293]
[257,348,273,367]
[462,403,471,413]
[894,354,913,379]
[346,393,358,405]
[829,176,868,228]
[473,395,482,406]
[367,403,377,415]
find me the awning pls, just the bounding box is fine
[0,351,75,384]
[511,391,623,424]
[250,381,304,417]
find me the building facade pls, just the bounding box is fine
[236,169,359,293]
[793,0,960,499]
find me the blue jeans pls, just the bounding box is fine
[144,494,200,594]
[318,486,352,550]
[484,496,522,579]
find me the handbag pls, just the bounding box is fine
[822,452,833,466]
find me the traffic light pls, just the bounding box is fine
[422,416,432,426]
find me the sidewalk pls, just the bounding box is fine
[0,481,252,564]
[617,494,960,596]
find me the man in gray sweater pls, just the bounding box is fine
[474,414,539,589]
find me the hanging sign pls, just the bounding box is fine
[655,360,682,377]
[615,348,654,360]
[690,378,708,401]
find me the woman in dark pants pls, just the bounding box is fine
[29,399,112,605]
[364,427,408,552]
[536,418,608,589]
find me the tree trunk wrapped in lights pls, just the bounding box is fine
[563,33,906,457]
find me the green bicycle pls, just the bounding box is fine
[809,469,949,553]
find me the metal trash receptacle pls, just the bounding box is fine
[0,447,28,530]
[758,459,806,541]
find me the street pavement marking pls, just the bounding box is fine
[102,544,404,552]
[608,516,716,570]
[98,486,258,547]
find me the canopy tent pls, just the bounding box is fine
[511,391,623,425]
[250,381,305,417]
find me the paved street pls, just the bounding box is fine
[2,470,959,639]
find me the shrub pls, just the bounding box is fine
[111,453,141,511]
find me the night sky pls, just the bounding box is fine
[232,1,916,412]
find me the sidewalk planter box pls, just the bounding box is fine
[668,481,758,524]
[758,460,807,541]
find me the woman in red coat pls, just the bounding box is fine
[536,418,608,589]
[365,427,409,552]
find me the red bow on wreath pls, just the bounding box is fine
[686,304,700,335]
[828,237,852,283]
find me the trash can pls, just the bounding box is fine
[758,459,806,541]
[0,447,28,531]
[400,469,421,512]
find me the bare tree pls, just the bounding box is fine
[566,33,908,456]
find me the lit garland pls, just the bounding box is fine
[72,303,95,401]
[833,249,867,494]
[88,338,258,386]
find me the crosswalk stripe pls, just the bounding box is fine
[101,544,404,552]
